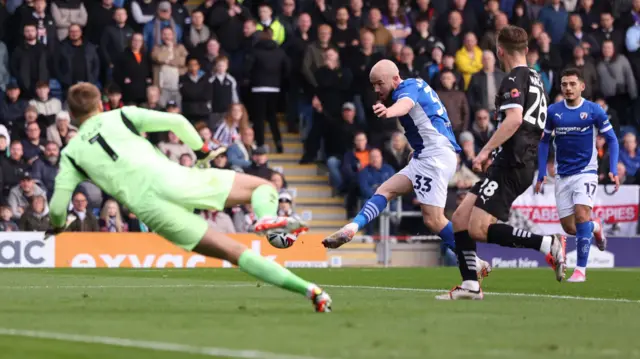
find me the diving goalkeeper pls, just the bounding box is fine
[48,83,332,313]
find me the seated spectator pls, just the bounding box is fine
[208,55,239,128]
[99,199,129,232]
[114,32,152,105]
[383,131,411,172]
[195,121,216,150]
[271,171,287,192]
[180,57,211,124]
[46,111,77,149]
[620,132,640,177]
[66,191,100,232]
[103,83,124,111]
[183,10,210,54]
[144,1,182,50]
[256,3,286,45]
[0,205,19,231]
[342,132,370,216]
[201,209,236,233]
[179,152,193,167]
[455,32,483,90]
[51,0,88,41]
[140,85,164,111]
[406,15,439,59]
[471,109,495,151]
[597,40,637,121]
[64,128,78,146]
[100,7,134,71]
[437,70,468,137]
[130,0,157,31]
[277,190,295,217]
[30,82,62,125]
[31,141,59,199]
[382,0,411,44]
[18,194,51,231]
[458,131,476,169]
[14,105,42,141]
[8,171,46,219]
[448,153,479,190]
[21,122,45,162]
[467,50,504,115]
[228,126,256,169]
[211,148,234,170]
[615,162,638,185]
[151,27,187,108]
[422,45,444,84]
[0,134,8,157]
[157,131,196,163]
[364,8,393,52]
[244,145,276,180]
[123,207,150,232]
[0,84,28,133]
[55,24,101,91]
[333,7,359,48]
[1,141,30,196]
[166,100,180,113]
[10,22,50,97]
[213,103,248,147]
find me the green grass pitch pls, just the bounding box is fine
[0,268,639,359]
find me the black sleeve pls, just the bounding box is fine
[496,75,527,112]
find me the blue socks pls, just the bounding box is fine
[576,221,593,269]
[352,194,388,230]
[439,221,456,250]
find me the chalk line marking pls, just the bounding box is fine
[0,328,321,359]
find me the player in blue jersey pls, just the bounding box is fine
[535,68,620,283]
[322,59,491,280]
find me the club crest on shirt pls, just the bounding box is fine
[510,89,520,98]
[580,112,588,120]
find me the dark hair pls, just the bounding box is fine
[35,80,49,89]
[497,25,529,53]
[186,55,200,64]
[23,19,38,29]
[105,83,122,95]
[561,67,584,82]
[415,14,429,24]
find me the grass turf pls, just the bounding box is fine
[0,268,639,359]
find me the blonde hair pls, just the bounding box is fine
[100,199,124,232]
[224,103,250,131]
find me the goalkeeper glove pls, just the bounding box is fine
[44,227,65,241]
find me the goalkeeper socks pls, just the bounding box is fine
[252,184,279,219]
[352,194,388,230]
[576,221,592,270]
[238,249,314,296]
[438,221,456,251]
[487,223,550,252]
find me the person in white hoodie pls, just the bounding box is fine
[29,81,62,124]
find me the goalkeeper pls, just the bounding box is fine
[48,83,332,313]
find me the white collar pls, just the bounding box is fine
[564,98,584,110]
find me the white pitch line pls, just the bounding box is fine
[0,282,638,304]
[0,328,321,359]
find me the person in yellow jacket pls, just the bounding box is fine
[256,3,286,45]
[455,32,483,90]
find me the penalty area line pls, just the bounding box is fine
[0,328,322,359]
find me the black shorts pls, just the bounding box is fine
[469,165,535,222]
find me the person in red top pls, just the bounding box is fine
[103,83,124,111]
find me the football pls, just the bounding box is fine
[266,230,297,249]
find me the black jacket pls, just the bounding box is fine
[87,4,116,45]
[9,42,50,96]
[19,210,51,231]
[314,65,353,119]
[345,47,383,109]
[179,72,212,119]
[593,28,625,56]
[0,157,30,196]
[208,2,249,53]
[0,97,28,133]
[283,30,313,89]
[21,12,58,54]
[467,69,506,113]
[171,1,189,28]
[113,48,152,104]
[66,210,100,232]
[245,39,290,89]
[100,24,134,67]
[31,157,59,199]
[55,40,101,88]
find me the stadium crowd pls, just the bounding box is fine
[0,0,639,234]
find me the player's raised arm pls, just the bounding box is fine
[48,155,87,235]
[595,105,620,190]
[121,106,205,151]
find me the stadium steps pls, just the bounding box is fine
[296,207,346,221]
[327,242,379,267]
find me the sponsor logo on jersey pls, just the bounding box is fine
[555,126,590,135]
[510,89,520,98]
[580,112,588,120]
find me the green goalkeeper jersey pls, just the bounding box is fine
[49,107,205,229]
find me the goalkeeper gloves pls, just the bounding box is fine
[44,227,65,241]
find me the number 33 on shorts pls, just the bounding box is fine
[413,175,432,193]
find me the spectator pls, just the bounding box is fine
[166,100,180,113]
[55,24,100,90]
[527,48,551,93]
[348,0,366,29]
[180,57,211,123]
[1,142,30,196]
[0,41,7,92]
[99,199,129,232]
[536,31,562,96]
[283,13,313,134]
[0,205,19,231]
[140,85,164,112]
[10,22,50,97]
[566,45,598,100]
[51,0,88,41]
[597,40,637,120]
[278,0,296,36]
[198,37,223,75]
[151,26,187,107]
[87,0,116,46]
[382,0,411,44]
[308,0,334,26]
[23,0,57,53]
[227,126,256,169]
[0,84,28,132]
[620,132,640,176]
[100,7,134,72]
[277,191,295,217]
[168,0,189,30]
[480,11,508,51]
[358,148,394,200]
[619,0,640,31]
[383,131,411,172]
[123,207,149,232]
[21,122,44,161]
[511,1,532,33]
[433,53,464,90]
[64,128,78,146]
[364,8,393,52]
[595,135,610,182]
[8,171,45,219]
[342,132,370,216]
[595,97,620,135]
[616,162,638,185]
[421,45,444,84]
[333,7,359,49]
[437,70,469,137]
[201,209,236,232]
[211,148,233,170]
[143,1,183,51]
[103,83,124,111]
[326,102,362,193]
[207,0,249,55]
[627,17,640,78]
[594,12,624,55]
[441,10,464,56]
[29,81,62,125]
[406,15,439,59]
[208,55,239,127]
[245,31,290,152]
[130,0,157,31]
[31,141,58,199]
[398,46,420,79]
[302,24,332,94]
[244,145,276,180]
[480,0,500,35]
[157,131,196,163]
[458,131,476,168]
[114,32,152,104]
[409,0,435,25]
[467,50,504,115]
[561,13,599,64]
[183,10,210,54]
[66,191,100,232]
[46,111,77,148]
[577,0,600,32]
[537,0,568,44]
[256,3,286,46]
[213,103,248,147]
[0,133,8,156]
[271,171,287,192]
[436,0,478,38]
[195,121,216,150]
[18,194,50,231]
[470,108,495,151]
[455,32,483,90]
